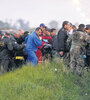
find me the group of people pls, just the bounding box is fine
[25,22,90,75]
[0,21,90,75]
[57,21,90,75]
[0,30,28,73]
[25,24,57,66]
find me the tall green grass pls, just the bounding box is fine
[0,59,90,100]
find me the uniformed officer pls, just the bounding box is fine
[67,31,89,75]
[0,32,13,73]
[10,33,26,68]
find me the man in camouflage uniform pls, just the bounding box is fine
[67,31,90,75]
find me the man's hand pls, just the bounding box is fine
[59,51,64,56]
[39,36,42,40]
[67,52,69,57]
[24,44,26,47]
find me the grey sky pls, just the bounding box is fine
[0,0,90,27]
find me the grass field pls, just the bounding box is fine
[0,59,90,100]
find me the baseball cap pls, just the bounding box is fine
[40,23,46,28]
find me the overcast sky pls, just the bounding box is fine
[0,0,90,27]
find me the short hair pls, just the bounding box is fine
[50,28,56,32]
[78,24,85,29]
[35,27,41,31]
[72,25,76,28]
[86,25,90,30]
[45,27,51,32]
[70,23,73,27]
[24,31,29,34]
[62,21,69,28]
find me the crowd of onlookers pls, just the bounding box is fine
[0,21,90,75]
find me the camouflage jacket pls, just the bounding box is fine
[67,31,90,53]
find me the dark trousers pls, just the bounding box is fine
[51,50,59,59]
[86,56,90,67]
[0,59,9,72]
[9,58,15,71]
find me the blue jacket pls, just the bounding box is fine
[25,31,34,44]
[26,31,42,52]
[25,35,29,44]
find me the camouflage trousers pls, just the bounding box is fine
[70,48,84,75]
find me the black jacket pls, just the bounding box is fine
[0,36,13,59]
[57,28,69,52]
[86,34,90,56]
[10,35,25,51]
[16,33,28,44]
[86,43,90,56]
[51,35,58,50]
